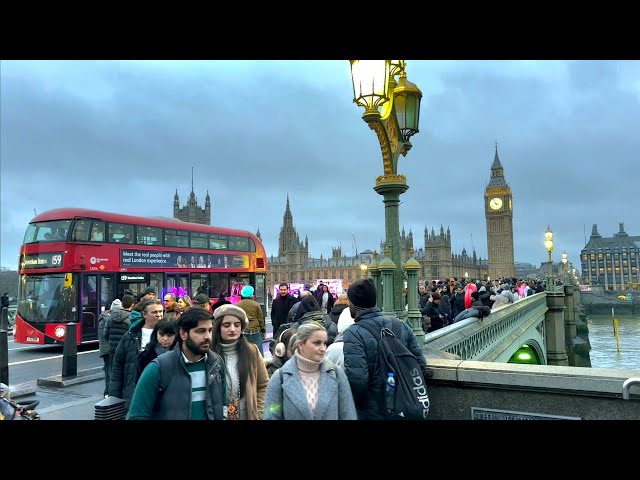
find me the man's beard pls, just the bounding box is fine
[184,335,209,357]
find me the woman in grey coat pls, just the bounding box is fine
[262,321,357,420]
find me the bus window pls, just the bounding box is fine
[72,220,91,242]
[82,275,98,339]
[91,221,106,242]
[165,229,189,248]
[137,226,161,246]
[190,232,208,249]
[100,275,115,312]
[209,235,227,250]
[229,275,249,303]
[108,223,133,244]
[210,274,229,299]
[229,236,249,252]
[191,273,208,298]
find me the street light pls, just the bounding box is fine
[562,250,568,285]
[544,226,554,291]
[350,60,422,319]
[360,261,368,279]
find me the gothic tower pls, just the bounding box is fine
[173,167,212,225]
[484,143,515,278]
[277,194,308,265]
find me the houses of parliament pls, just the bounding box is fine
[174,148,516,289]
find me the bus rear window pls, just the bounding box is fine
[23,221,72,243]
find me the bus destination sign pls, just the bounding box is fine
[21,252,64,270]
[120,250,249,269]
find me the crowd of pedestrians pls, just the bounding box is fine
[95,275,542,420]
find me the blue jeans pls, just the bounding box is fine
[244,331,263,357]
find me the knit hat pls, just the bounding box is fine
[213,304,248,328]
[193,293,210,305]
[347,278,377,309]
[110,299,123,310]
[240,285,254,298]
[143,286,156,295]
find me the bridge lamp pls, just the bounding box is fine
[544,226,554,291]
[562,251,568,284]
[349,59,422,320]
[360,261,368,279]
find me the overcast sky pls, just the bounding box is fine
[1,60,639,272]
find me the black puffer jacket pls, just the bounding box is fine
[108,318,144,411]
[343,308,428,420]
[105,309,135,356]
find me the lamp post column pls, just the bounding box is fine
[378,252,397,318]
[374,182,409,319]
[403,249,424,346]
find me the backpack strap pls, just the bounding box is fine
[358,319,383,341]
[359,318,400,341]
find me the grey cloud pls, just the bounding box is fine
[2,60,638,272]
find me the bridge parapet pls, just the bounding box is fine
[423,293,548,362]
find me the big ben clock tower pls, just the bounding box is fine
[485,143,515,279]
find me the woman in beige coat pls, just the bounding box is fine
[211,304,269,419]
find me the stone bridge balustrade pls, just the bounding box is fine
[423,293,549,364]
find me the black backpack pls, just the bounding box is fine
[359,319,430,420]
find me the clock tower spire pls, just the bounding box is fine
[484,143,515,278]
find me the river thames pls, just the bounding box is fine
[586,313,640,370]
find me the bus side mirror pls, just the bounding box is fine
[64,273,73,288]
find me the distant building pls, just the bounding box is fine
[173,171,211,225]
[581,223,640,290]
[267,195,487,291]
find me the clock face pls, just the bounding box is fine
[489,197,503,210]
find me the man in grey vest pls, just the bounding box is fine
[127,307,227,420]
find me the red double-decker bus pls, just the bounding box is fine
[14,208,268,345]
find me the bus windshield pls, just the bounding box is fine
[18,274,77,323]
[23,220,72,243]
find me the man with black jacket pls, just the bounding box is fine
[343,278,428,420]
[270,283,298,335]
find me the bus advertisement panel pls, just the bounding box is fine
[14,208,268,345]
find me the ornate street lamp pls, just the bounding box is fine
[544,226,554,291]
[360,260,368,279]
[349,60,423,319]
[562,250,568,285]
